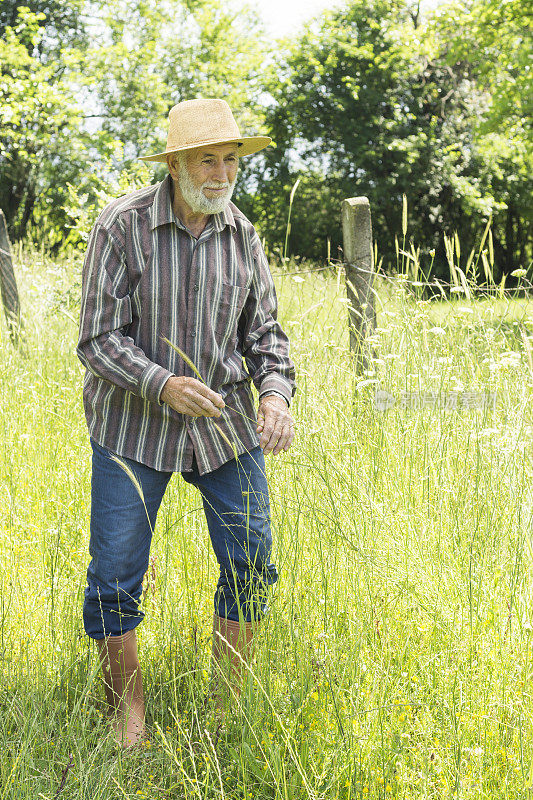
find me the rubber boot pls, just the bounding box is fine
[211,614,256,717]
[96,628,145,748]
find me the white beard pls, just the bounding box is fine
[177,159,236,214]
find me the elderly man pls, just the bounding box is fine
[77,98,296,747]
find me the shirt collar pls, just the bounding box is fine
[150,174,237,232]
[213,202,237,233]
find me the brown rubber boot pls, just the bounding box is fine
[211,614,256,717]
[96,628,145,748]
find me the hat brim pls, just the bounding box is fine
[139,136,272,162]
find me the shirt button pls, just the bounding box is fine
[193,284,199,292]
[191,331,196,337]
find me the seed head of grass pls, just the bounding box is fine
[161,336,205,382]
[109,454,145,502]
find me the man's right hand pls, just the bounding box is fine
[160,376,225,418]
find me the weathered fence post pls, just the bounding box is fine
[341,197,376,374]
[0,210,22,344]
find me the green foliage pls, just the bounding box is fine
[0,0,86,51]
[434,0,532,136]
[62,0,269,179]
[0,0,530,271]
[0,4,133,247]
[0,7,88,245]
[62,155,153,248]
[239,0,531,275]
[0,0,268,247]
[430,0,533,274]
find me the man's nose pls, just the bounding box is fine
[213,161,229,183]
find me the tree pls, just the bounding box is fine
[433,0,532,137]
[79,0,269,182]
[0,7,90,243]
[0,0,86,52]
[431,0,532,273]
[0,0,269,246]
[239,0,531,275]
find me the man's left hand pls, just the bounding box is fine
[256,395,295,455]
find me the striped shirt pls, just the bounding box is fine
[77,173,296,475]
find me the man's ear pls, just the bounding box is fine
[167,154,177,177]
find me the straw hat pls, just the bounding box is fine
[139,98,272,162]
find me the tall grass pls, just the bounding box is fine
[0,242,532,798]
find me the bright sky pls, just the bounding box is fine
[253,0,339,38]
[251,0,441,38]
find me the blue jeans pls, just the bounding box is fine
[84,439,278,640]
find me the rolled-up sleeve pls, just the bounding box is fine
[77,223,173,404]
[239,235,296,406]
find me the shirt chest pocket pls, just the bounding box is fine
[213,283,250,337]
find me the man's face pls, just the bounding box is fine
[169,143,239,215]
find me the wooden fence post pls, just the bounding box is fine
[0,210,22,344]
[341,197,376,374]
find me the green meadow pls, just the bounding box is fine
[0,245,532,799]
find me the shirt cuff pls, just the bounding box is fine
[258,374,293,407]
[139,363,175,405]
